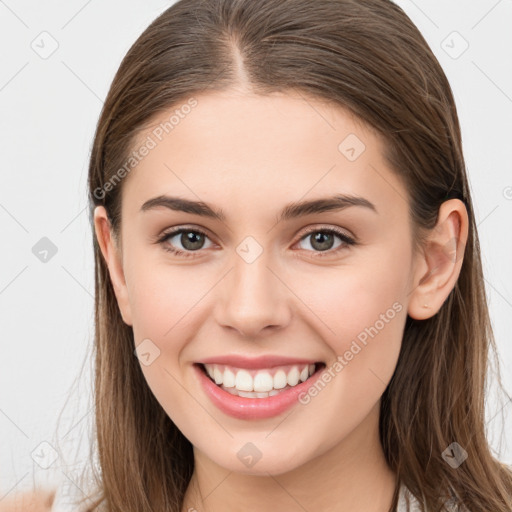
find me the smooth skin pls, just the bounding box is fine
[0,488,56,512]
[94,89,468,512]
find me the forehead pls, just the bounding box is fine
[121,90,408,223]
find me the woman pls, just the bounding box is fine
[54,0,512,510]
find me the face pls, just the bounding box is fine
[95,89,422,476]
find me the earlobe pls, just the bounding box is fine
[93,206,133,326]
[407,199,469,320]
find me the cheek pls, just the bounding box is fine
[291,247,410,378]
[284,254,408,448]
[127,264,212,433]
[127,262,209,341]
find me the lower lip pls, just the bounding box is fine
[193,363,325,420]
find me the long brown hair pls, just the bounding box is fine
[69,0,512,510]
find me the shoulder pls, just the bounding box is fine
[0,488,56,512]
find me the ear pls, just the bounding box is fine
[93,206,133,326]
[408,199,469,320]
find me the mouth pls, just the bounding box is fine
[195,361,327,399]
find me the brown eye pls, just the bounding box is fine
[296,228,356,256]
[308,231,336,251]
[158,228,213,257]
[176,230,206,251]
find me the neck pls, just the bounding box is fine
[181,403,398,512]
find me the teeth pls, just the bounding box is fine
[213,366,223,385]
[253,371,274,392]
[203,363,317,394]
[224,367,235,387]
[220,383,293,398]
[273,370,287,389]
[235,369,253,391]
[287,367,300,386]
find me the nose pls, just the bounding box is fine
[214,250,292,339]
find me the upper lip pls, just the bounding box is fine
[196,354,322,369]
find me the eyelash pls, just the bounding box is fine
[155,225,357,259]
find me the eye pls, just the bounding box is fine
[294,226,356,257]
[155,225,356,259]
[156,227,214,258]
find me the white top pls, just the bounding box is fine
[397,484,461,512]
[49,480,457,511]
[397,484,422,511]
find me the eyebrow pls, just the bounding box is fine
[140,194,378,222]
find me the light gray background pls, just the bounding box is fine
[0,1,511,510]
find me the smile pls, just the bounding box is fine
[202,363,318,398]
[194,361,327,420]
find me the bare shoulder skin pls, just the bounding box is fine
[0,488,56,512]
